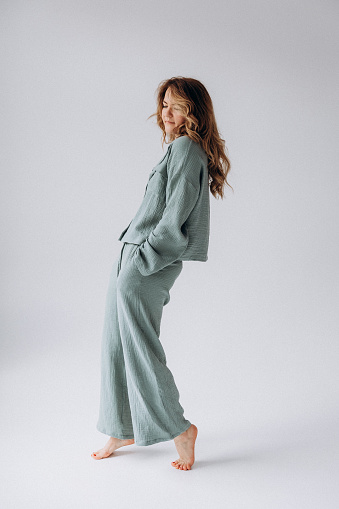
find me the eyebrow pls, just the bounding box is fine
[163,100,178,105]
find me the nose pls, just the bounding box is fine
[164,107,173,119]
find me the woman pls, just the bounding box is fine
[91,76,232,470]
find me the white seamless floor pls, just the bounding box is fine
[1,342,338,509]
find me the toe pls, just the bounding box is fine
[92,450,108,459]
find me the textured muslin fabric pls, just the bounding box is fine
[118,135,210,276]
[96,241,192,446]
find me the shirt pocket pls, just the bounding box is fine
[144,171,167,204]
[147,151,169,179]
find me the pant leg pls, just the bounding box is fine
[116,242,191,446]
[96,243,134,439]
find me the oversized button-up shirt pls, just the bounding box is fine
[118,135,210,276]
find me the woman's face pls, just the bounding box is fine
[161,88,186,137]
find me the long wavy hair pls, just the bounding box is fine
[147,76,232,199]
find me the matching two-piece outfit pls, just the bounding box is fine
[96,135,210,446]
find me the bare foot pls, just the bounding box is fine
[171,424,198,470]
[91,437,135,460]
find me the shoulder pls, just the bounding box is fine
[167,136,206,186]
[170,135,197,151]
[169,136,205,161]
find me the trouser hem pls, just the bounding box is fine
[96,421,192,446]
[96,423,135,440]
[134,422,192,447]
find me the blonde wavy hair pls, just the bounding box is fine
[147,76,232,199]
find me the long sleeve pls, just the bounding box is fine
[132,138,202,276]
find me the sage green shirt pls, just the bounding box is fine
[118,135,210,276]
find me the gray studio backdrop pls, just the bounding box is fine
[1,1,338,508]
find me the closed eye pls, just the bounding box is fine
[163,104,180,110]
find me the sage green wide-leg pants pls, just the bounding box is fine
[96,242,192,446]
